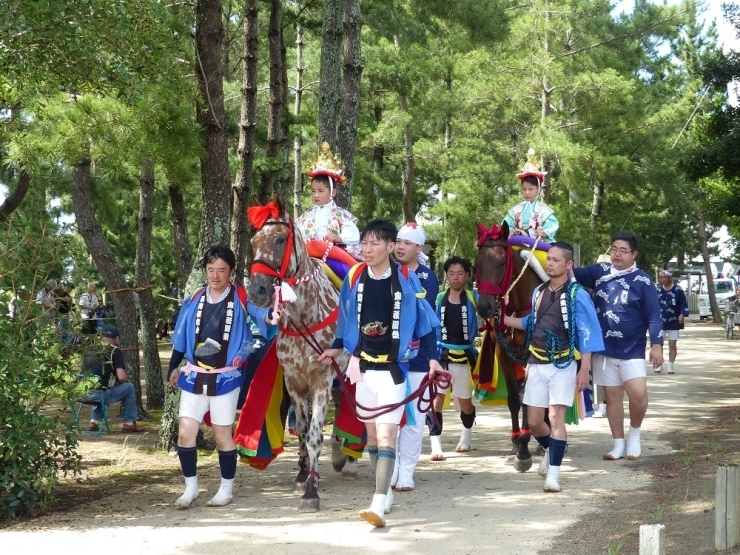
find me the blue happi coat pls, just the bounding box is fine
[574,264,663,360]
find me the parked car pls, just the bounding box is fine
[699,278,738,319]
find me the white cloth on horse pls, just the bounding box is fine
[517,249,548,283]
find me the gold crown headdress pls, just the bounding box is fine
[306,142,345,187]
[516,148,546,187]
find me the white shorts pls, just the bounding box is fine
[356,370,406,425]
[522,362,577,408]
[664,330,679,341]
[179,388,239,426]
[436,362,474,399]
[592,355,646,387]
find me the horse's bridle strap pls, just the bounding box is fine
[279,305,339,336]
[249,220,294,281]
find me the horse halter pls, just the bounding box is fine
[476,224,515,298]
[250,219,297,286]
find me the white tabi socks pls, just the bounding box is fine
[360,493,387,527]
[626,426,642,460]
[207,478,234,507]
[174,475,199,509]
[430,435,445,461]
[456,427,472,453]
[603,438,626,461]
[543,465,561,493]
[538,448,550,477]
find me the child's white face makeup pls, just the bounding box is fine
[520,181,539,202]
[311,179,335,206]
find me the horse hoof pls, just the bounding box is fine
[513,456,533,473]
[505,454,516,466]
[298,497,320,512]
[342,460,357,480]
[294,481,307,494]
[331,451,348,473]
[535,445,546,456]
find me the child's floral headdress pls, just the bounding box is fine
[306,142,345,192]
[516,148,547,188]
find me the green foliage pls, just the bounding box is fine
[0,219,87,518]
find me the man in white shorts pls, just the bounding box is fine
[320,219,443,528]
[573,231,664,461]
[167,245,272,509]
[655,270,688,374]
[428,256,479,460]
[504,242,603,492]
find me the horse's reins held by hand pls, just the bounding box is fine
[284,312,450,421]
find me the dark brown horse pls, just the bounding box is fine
[475,221,543,472]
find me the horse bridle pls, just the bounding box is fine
[250,219,297,286]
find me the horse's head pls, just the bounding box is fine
[475,221,512,319]
[247,195,298,307]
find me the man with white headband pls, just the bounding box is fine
[655,270,688,374]
[391,222,439,491]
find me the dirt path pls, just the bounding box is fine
[2,322,740,554]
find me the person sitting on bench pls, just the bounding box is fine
[83,325,144,433]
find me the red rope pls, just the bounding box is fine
[279,306,338,337]
[285,315,450,420]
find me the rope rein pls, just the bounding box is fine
[504,236,540,300]
[285,241,332,286]
[283,310,450,421]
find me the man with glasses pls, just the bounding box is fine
[573,231,663,461]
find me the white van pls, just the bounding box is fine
[699,278,738,319]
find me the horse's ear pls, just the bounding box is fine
[251,194,259,207]
[274,194,286,216]
[501,220,510,240]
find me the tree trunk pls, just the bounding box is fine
[318,0,342,150]
[71,157,144,415]
[540,2,553,204]
[231,0,259,284]
[195,0,231,251]
[590,177,604,230]
[0,106,32,222]
[335,0,362,209]
[371,104,384,212]
[293,23,305,219]
[699,211,721,322]
[0,169,31,223]
[136,160,165,410]
[259,0,285,200]
[167,181,193,286]
[159,0,231,446]
[395,35,415,223]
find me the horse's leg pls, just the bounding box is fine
[299,385,329,512]
[329,382,349,473]
[293,394,310,494]
[514,389,533,473]
[535,408,550,455]
[501,352,521,465]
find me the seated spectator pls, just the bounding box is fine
[82,325,144,433]
[35,278,57,326]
